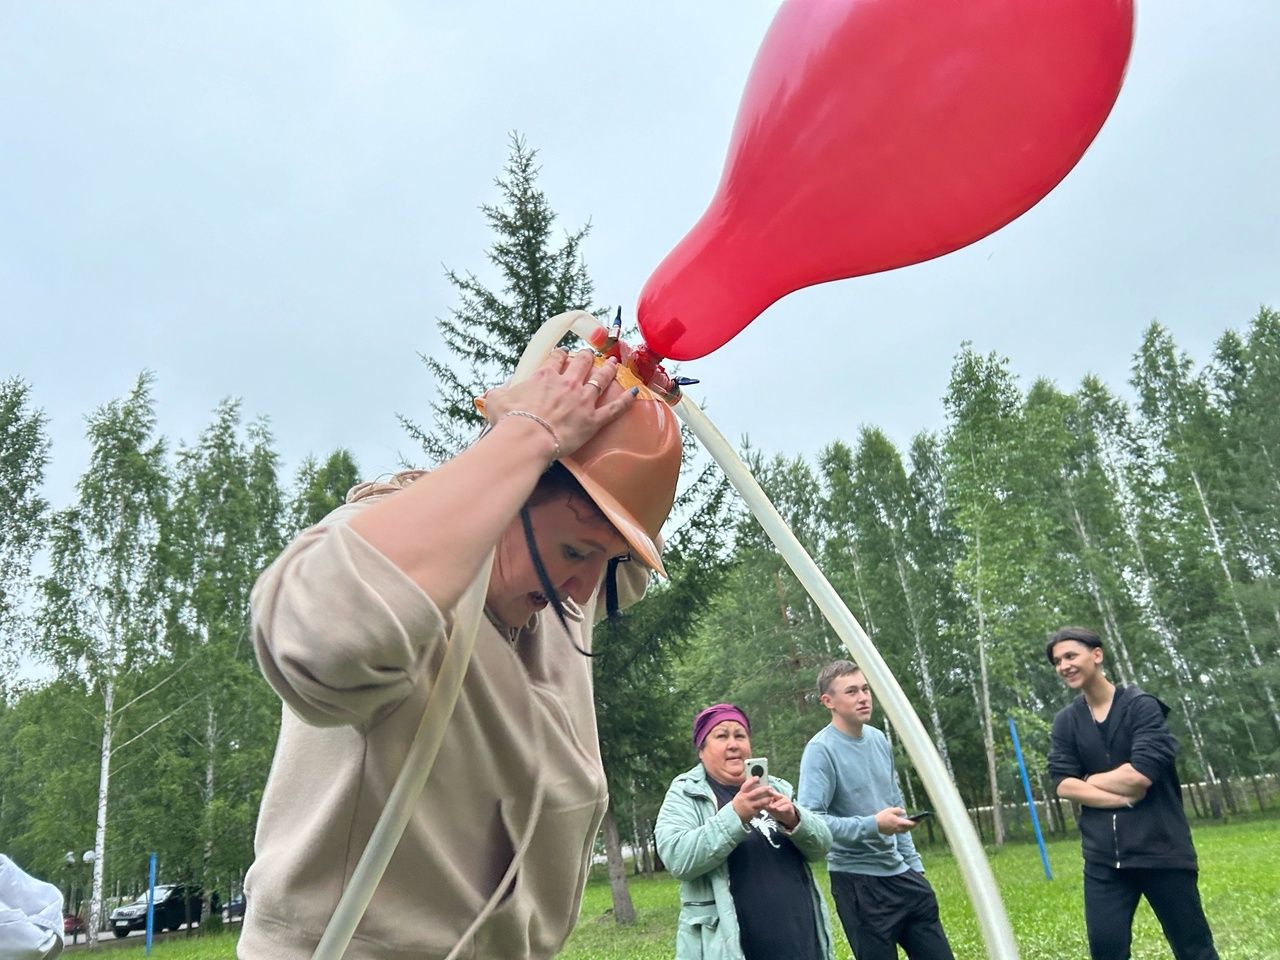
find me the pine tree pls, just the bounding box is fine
[399,135,675,926]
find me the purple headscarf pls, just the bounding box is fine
[693,703,751,749]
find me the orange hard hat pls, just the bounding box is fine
[561,382,682,578]
[476,358,683,577]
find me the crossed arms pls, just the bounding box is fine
[1056,763,1149,809]
[1048,695,1176,809]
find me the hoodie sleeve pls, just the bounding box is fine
[1127,694,1178,784]
[1048,708,1085,788]
[250,499,449,729]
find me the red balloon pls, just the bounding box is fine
[638,0,1134,361]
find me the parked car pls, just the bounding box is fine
[222,893,246,923]
[108,884,202,937]
[63,913,85,939]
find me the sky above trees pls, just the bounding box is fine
[3,1,1279,512]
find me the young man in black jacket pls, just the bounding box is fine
[1046,626,1218,960]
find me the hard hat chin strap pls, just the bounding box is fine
[519,505,594,657]
[605,556,624,620]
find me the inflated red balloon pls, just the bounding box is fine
[638,0,1134,361]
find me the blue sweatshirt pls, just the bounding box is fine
[798,723,923,876]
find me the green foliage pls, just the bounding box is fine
[0,377,50,672]
[287,448,359,534]
[595,461,735,815]
[401,132,600,464]
[161,401,287,908]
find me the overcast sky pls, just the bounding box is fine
[4,1,1279,513]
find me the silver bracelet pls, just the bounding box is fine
[503,410,560,461]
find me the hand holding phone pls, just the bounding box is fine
[905,810,932,823]
[745,757,769,783]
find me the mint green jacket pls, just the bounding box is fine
[654,763,835,960]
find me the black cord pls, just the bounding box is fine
[519,505,594,657]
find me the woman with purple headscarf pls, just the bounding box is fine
[654,703,835,960]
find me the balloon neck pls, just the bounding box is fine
[587,327,680,404]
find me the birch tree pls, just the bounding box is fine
[32,373,170,944]
[165,402,286,925]
[941,347,1025,845]
[823,433,956,778]
[1133,324,1280,735]
[1075,376,1230,810]
[0,378,50,674]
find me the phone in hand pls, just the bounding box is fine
[905,810,933,822]
[745,757,769,784]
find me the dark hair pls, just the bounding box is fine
[527,462,606,522]
[816,659,861,697]
[1045,626,1103,665]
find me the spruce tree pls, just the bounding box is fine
[402,133,598,463]
[401,132,735,925]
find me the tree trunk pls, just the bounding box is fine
[600,807,636,924]
[972,535,1004,846]
[883,722,914,810]
[773,570,808,716]
[1104,459,1227,819]
[1186,467,1280,733]
[1251,776,1266,813]
[88,678,115,948]
[1182,783,1203,819]
[890,540,955,778]
[643,817,656,876]
[630,804,642,876]
[1066,494,1138,686]
[201,702,218,932]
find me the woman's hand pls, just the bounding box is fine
[765,792,800,830]
[731,776,774,825]
[483,349,634,460]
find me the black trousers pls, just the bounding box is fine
[1083,862,1219,960]
[830,869,956,960]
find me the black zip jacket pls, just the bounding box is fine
[1048,684,1197,871]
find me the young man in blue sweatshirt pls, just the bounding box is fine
[1046,626,1218,960]
[799,660,956,960]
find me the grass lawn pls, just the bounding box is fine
[107,816,1280,959]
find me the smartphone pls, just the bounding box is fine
[905,810,932,822]
[745,757,769,783]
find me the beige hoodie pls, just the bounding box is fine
[239,474,648,960]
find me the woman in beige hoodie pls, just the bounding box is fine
[241,348,682,960]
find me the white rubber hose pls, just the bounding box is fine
[311,552,493,960]
[675,396,1019,960]
[314,309,1017,960]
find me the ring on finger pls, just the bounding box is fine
[584,378,604,394]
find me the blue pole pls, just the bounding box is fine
[145,853,157,955]
[1008,716,1053,880]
